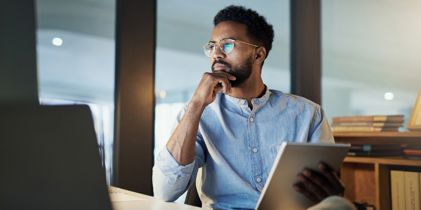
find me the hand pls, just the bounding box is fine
[293,162,345,204]
[191,71,236,107]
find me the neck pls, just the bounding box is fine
[228,77,266,103]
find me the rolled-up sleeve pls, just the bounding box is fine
[152,105,207,201]
[152,140,205,201]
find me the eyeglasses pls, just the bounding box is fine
[203,38,259,57]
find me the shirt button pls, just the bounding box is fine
[250,117,254,122]
[252,148,258,153]
[256,177,262,183]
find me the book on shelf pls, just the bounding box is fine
[332,115,404,123]
[333,126,399,132]
[390,170,421,210]
[391,170,405,210]
[404,172,420,210]
[332,121,403,127]
[348,150,402,157]
[403,149,421,156]
[350,144,402,151]
[402,145,421,159]
[332,115,404,133]
[402,145,421,160]
[348,144,402,157]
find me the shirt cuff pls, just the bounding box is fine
[156,147,196,178]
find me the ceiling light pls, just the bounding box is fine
[384,92,394,101]
[52,37,63,46]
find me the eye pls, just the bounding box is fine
[222,43,234,54]
[206,43,215,51]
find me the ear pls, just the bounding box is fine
[255,47,267,63]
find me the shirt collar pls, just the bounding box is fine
[223,86,272,108]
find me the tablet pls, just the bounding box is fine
[256,142,350,210]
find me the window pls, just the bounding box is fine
[36,0,116,183]
[322,1,421,127]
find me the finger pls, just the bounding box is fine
[214,82,223,93]
[302,168,337,195]
[297,173,328,201]
[215,79,230,93]
[211,72,236,85]
[293,181,320,203]
[319,162,345,195]
[211,75,231,93]
[228,74,236,81]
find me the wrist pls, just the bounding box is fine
[188,100,207,113]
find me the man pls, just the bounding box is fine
[153,5,347,210]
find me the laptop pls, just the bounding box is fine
[256,142,350,210]
[0,105,112,210]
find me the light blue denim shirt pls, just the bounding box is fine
[153,88,334,210]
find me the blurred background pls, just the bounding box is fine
[35,0,421,183]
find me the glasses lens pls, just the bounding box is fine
[203,42,214,57]
[222,42,234,54]
[203,40,235,57]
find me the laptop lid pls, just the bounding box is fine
[0,105,112,210]
[256,142,350,210]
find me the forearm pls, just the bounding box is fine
[166,71,234,164]
[166,101,206,165]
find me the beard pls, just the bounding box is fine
[211,57,253,87]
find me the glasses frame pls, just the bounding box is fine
[203,38,259,57]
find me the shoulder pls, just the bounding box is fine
[269,89,321,111]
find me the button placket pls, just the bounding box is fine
[248,111,263,188]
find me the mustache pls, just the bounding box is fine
[212,60,231,70]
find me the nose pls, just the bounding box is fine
[212,45,225,60]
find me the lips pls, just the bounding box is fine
[212,63,230,72]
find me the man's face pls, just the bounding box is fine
[211,55,252,87]
[209,21,257,87]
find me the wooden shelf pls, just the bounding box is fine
[344,156,421,167]
[334,131,421,145]
[338,133,421,210]
[342,156,421,210]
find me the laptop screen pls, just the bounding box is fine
[0,105,112,210]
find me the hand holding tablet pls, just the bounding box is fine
[294,161,345,203]
[256,142,350,210]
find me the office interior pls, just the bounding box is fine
[1,0,421,209]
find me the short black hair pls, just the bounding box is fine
[214,5,274,58]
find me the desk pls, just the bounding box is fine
[109,187,204,210]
